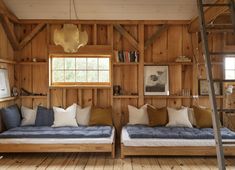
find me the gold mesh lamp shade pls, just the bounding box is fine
[54,24,88,53]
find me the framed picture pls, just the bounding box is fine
[144,66,169,95]
[0,69,10,98]
[199,79,222,96]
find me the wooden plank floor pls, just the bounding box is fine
[0,153,234,170]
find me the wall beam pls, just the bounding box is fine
[144,25,168,49]
[114,24,138,49]
[19,23,46,49]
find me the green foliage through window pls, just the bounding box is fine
[51,57,110,85]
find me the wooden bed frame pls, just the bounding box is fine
[121,144,235,158]
[0,142,115,158]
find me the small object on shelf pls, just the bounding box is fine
[114,50,139,63]
[175,56,192,63]
[113,85,121,96]
[20,88,47,96]
[32,58,37,62]
[12,87,19,97]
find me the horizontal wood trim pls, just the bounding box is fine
[19,20,190,25]
[144,62,193,66]
[113,62,139,66]
[113,95,139,99]
[0,144,113,153]
[121,144,235,157]
[0,97,16,103]
[49,85,112,89]
[49,45,113,55]
[0,58,16,64]
[18,61,47,65]
[144,95,192,99]
[20,96,47,99]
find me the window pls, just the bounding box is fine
[225,57,235,80]
[50,56,110,86]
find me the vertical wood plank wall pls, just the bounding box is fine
[0,22,15,109]
[1,21,233,133]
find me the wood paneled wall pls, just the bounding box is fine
[12,22,230,132]
[0,22,15,109]
[1,20,232,133]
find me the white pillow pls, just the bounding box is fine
[76,105,91,126]
[52,103,78,127]
[128,104,149,125]
[181,106,196,126]
[21,106,37,126]
[166,107,193,128]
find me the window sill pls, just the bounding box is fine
[49,85,112,89]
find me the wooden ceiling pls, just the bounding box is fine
[3,0,202,20]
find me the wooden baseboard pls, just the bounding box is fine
[121,144,235,158]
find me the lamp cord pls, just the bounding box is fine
[73,0,79,20]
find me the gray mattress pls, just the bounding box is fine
[0,126,112,138]
[126,125,235,139]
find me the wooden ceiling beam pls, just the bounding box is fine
[144,25,169,49]
[188,0,229,33]
[0,16,20,50]
[0,0,19,23]
[114,24,138,49]
[19,23,46,49]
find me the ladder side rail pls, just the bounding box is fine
[229,0,235,32]
[197,0,226,169]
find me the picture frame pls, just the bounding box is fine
[0,68,11,98]
[144,66,169,95]
[198,79,222,96]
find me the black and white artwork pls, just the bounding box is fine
[0,69,10,98]
[144,66,169,95]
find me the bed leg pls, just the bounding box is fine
[121,143,125,159]
[111,143,115,158]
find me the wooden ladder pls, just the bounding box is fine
[197,0,235,169]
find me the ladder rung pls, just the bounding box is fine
[210,52,235,55]
[218,109,235,113]
[202,4,230,7]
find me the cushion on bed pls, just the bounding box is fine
[21,106,37,126]
[0,126,112,138]
[52,104,78,127]
[193,106,213,128]
[89,107,113,126]
[1,104,21,130]
[166,107,192,128]
[128,104,149,125]
[76,105,91,126]
[125,125,235,139]
[147,105,167,126]
[35,106,54,126]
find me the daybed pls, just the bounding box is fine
[0,126,115,158]
[121,125,235,158]
[0,104,115,158]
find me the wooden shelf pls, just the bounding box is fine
[20,96,47,99]
[0,97,16,103]
[113,95,139,99]
[144,62,193,66]
[144,95,192,99]
[198,62,223,65]
[199,95,224,99]
[19,61,47,65]
[0,59,16,64]
[113,62,139,66]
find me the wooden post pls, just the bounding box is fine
[138,24,144,107]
